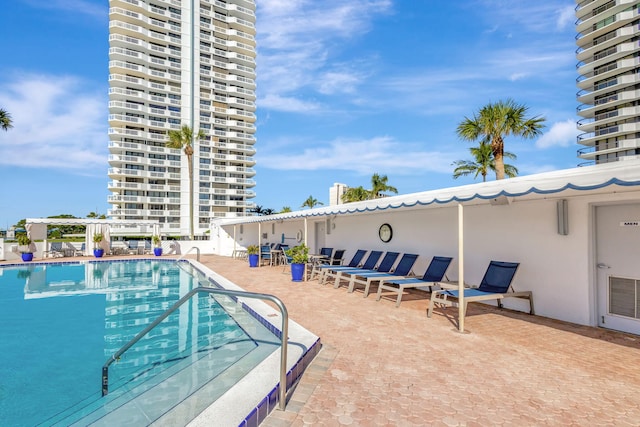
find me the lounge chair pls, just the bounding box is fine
[347,253,419,297]
[317,249,367,284]
[325,250,383,288]
[334,251,398,290]
[427,260,534,319]
[376,256,453,307]
[319,247,333,258]
[309,249,346,280]
[44,242,65,258]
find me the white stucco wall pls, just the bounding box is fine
[215,185,640,329]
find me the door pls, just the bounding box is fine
[596,203,640,335]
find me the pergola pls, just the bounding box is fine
[25,218,160,255]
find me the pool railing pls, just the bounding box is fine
[102,286,289,410]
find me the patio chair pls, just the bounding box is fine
[309,249,346,280]
[317,249,367,283]
[376,256,453,307]
[127,240,140,255]
[74,242,86,257]
[144,240,152,255]
[331,251,390,290]
[427,260,534,319]
[347,253,419,297]
[280,246,292,274]
[260,245,272,266]
[44,242,65,258]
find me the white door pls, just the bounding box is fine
[596,203,640,335]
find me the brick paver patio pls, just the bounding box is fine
[197,255,640,427]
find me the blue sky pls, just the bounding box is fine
[0,0,580,228]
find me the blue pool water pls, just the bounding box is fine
[0,260,279,426]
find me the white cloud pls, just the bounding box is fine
[0,73,108,172]
[258,94,322,113]
[256,0,393,113]
[536,119,579,149]
[556,5,575,30]
[509,72,528,81]
[258,136,455,175]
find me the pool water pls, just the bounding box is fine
[0,260,280,426]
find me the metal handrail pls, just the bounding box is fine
[102,287,290,411]
[178,246,200,262]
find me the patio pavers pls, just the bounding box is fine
[198,255,640,426]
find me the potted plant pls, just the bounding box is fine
[17,234,33,262]
[93,232,105,258]
[152,235,163,256]
[247,245,259,268]
[286,244,308,282]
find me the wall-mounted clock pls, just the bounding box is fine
[378,223,393,243]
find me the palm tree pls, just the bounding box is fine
[453,142,518,182]
[370,173,398,199]
[341,186,370,203]
[251,205,265,216]
[280,206,292,213]
[301,195,323,209]
[456,99,545,180]
[262,208,276,216]
[167,124,205,239]
[0,108,13,131]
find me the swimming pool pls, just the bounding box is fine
[0,259,313,426]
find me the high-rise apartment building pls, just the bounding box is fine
[107,0,256,237]
[576,1,640,165]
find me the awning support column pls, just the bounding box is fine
[458,203,465,333]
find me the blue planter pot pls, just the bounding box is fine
[248,254,259,268]
[93,249,104,258]
[291,263,305,282]
[21,253,33,262]
[153,247,163,256]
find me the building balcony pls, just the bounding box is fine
[578,138,640,160]
[577,87,640,116]
[577,122,640,146]
[576,40,639,75]
[576,7,638,42]
[107,180,144,191]
[577,57,639,89]
[577,105,640,131]
[577,73,640,104]
[576,25,635,61]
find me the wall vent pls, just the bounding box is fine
[609,276,640,319]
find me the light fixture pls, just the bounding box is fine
[557,199,568,235]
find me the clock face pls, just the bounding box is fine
[378,223,392,242]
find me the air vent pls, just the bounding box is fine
[609,276,640,319]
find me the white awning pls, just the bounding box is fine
[220,160,640,225]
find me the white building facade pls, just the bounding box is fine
[107,0,257,238]
[576,0,640,165]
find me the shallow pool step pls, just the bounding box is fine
[68,338,278,426]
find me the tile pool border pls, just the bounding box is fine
[189,260,322,427]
